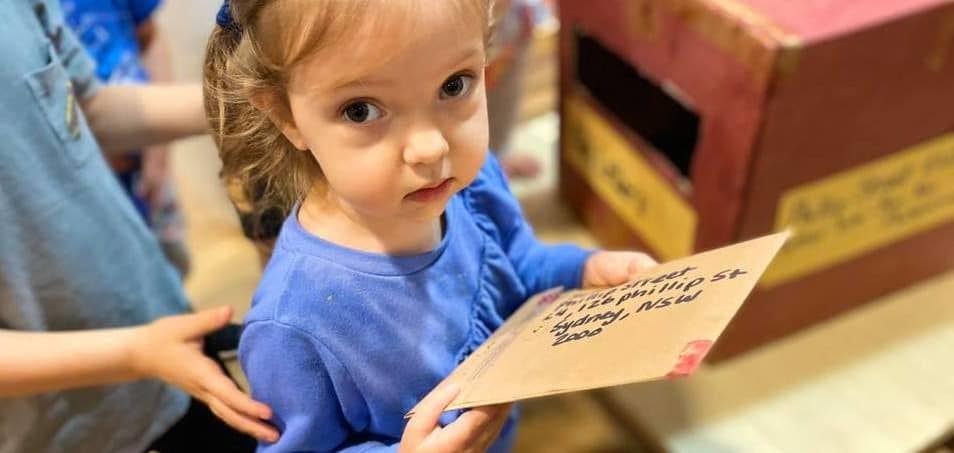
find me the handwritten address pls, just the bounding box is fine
[537,267,749,347]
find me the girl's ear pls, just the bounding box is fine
[249,92,309,151]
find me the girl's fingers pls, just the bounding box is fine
[440,403,512,446]
[404,383,460,446]
[626,253,658,279]
[477,404,513,446]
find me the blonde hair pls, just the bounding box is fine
[203,0,494,238]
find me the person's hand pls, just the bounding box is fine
[582,251,658,288]
[400,384,512,453]
[128,306,279,442]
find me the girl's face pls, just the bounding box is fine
[280,2,489,226]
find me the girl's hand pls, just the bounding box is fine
[128,307,279,443]
[582,251,658,288]
[400,384,512,453]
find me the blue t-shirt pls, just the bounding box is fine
[241,155,592,452]
[0,1,189,452]
[61,0,160,83]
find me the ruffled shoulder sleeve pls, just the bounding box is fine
[461,154,592,296]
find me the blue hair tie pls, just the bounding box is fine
[216,0,241,32]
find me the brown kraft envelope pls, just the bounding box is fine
[409,230,791,415]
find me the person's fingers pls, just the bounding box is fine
[403,383,460,446]
[206,395,280,442]
[639,253,658,268]
[177,360,278,442]
[175,306,233,338]
[626,253,658,279]
[583,253,613,288]
[475,404,513,446]
[440,403,512,446]
[171,355,222,401]
[203,367,273,420]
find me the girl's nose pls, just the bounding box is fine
[403,126,450,166]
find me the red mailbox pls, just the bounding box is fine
[558,0,954,360]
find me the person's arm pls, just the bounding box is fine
[81,83,206,154]
[468,154,593,296]
[468,155,657,295]
[241,320,385,451]
[72,0,207,154]
[0,307,278,442]
[52,0,202,155]
[0,326,140,396]
[48,2,201,153]
[242,320,512,452]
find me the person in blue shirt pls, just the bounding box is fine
[205,0,657,451]
[61,0,190,276]
[0,0,277,450]
[0,0,277,453]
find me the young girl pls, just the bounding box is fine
[204,0,656,451]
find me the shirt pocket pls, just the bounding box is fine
[24,43,92,167]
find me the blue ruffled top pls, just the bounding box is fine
[240,154,592,452]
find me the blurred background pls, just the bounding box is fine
[149,1,953,452]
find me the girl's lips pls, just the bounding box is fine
[406,178,453,202]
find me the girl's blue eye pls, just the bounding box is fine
[342,101,382,123]
[440,74,474,99]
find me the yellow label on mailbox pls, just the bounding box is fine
[564,95,697,260]
[762,132,954,287]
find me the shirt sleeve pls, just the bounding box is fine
[465,153,594,296]
[241,320,397,452]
